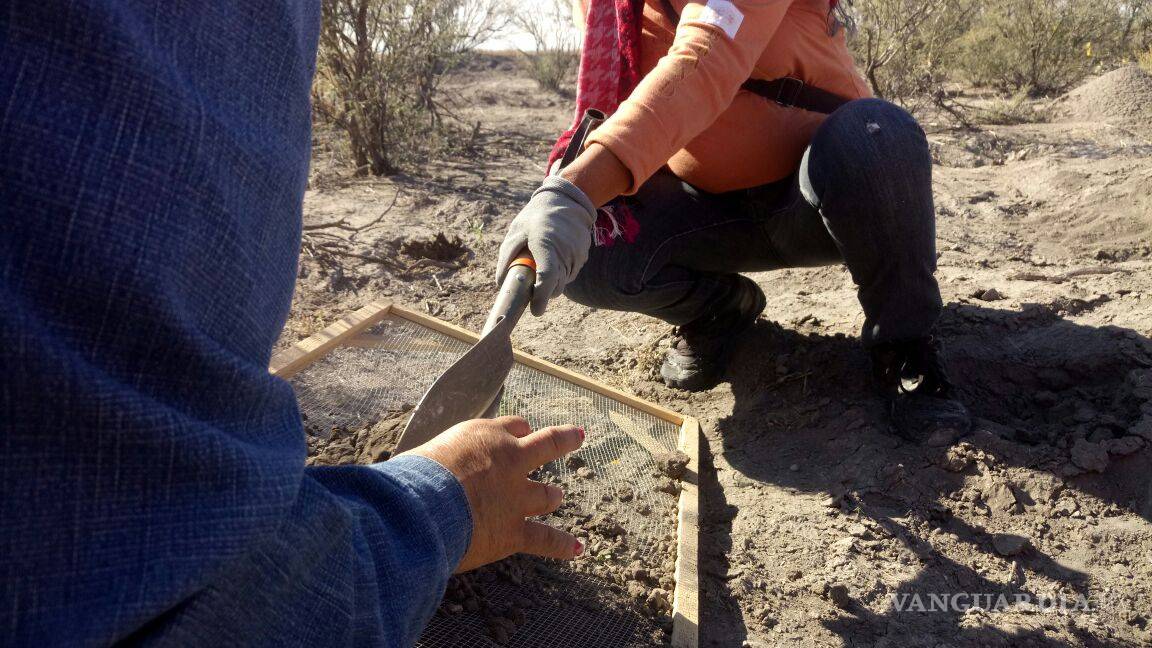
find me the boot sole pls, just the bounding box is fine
[660,279,767,391]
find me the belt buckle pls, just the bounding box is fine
[775,77,805,107]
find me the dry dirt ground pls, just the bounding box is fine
[283,57,1152,647]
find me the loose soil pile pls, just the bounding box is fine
[1059,65,1152,126]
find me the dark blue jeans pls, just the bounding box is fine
[565,98,943,347]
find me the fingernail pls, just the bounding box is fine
[573,540,584,556]
[577,426,585,441]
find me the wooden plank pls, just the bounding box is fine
[671,416,701,648]
[388,304,686,426]
[608,410,673,459]
[269,301,393,378]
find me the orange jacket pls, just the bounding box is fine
[585,0,871,194]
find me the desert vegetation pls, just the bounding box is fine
[511,0,581,94]
[845,0,1151,113]
[310,0,1152,175]
[312,0,506,176]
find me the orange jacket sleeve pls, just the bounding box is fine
[587,0,794,194]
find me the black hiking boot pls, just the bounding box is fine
[660,275,766,391]
[871,336,971,445]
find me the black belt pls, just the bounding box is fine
[741,77,851,115]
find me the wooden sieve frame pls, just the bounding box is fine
[271,301,701,648]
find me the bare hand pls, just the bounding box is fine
[402,416,585,573]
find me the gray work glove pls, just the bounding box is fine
[496,176,597,316]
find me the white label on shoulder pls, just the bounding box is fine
[691,0,745,40]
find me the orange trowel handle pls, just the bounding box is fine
[479,109,601,337]
[507,253,536,273]
[481,250,536,336]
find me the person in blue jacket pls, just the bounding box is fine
[0,2,584,645]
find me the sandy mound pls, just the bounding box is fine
[1059,65,1152,125]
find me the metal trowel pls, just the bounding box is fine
[392,108,605,454]
[393,254,535,453]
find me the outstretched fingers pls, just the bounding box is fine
[521,520,583,560]
[516,424,584,473]
[492,415,533,439]
[522,480,564,517]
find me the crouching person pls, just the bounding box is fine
[497,0,969,441]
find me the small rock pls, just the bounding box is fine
[565,455,586,470]
[928,502,953,524]
[976,288,1005,301]
[626,580,647,601]
[616,485,635,502]
[789,463,800,472]
[1070,439,1110,473]
[984,481,1022,514]
[831,537,858,554]
[847,523,872,539]
[941,446,973,472]
[656,477,681,496]
[1052,498,1080,517]
[992,533,1029,557]
[1016,474,1062,505]
[653,450,691,479]
[1059,463,1086,478]
[1128,368,1152,401]
[878,463,905,485]
[576,466,595,480]
[921,426,958,447]
[589,514,626,538]
[823,582,853,610]
[1103,436,1146,456]
[645,588,672,614]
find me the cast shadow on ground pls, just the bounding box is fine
[702,302,1152,647]
[389,128,547,208]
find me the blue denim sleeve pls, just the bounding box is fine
[0,1,470,646]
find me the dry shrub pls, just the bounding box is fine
[956,0,1145,95]
[845,0,976,114]
[972,90,1048,125]
[513,0,580,94]
[313,0,505,176]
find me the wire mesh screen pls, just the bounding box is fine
[288,313,684,647]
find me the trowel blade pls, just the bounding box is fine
[393,315,516,454]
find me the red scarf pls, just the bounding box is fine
[547,0,643,169]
